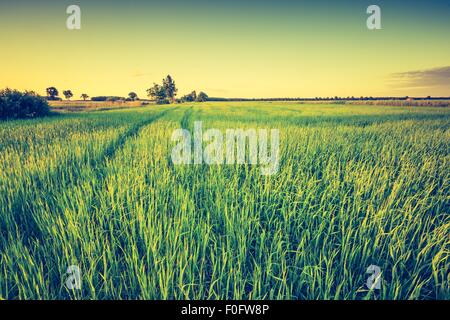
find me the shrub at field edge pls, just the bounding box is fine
[0,88,50,120]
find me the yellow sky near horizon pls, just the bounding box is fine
[1,1,449,98]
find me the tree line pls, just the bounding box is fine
[45,75,448,104]
[44,75,209,104]
[207,96,449,102]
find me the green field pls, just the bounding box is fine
[0,102,449,299]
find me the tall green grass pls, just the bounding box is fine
[0,103,448,299]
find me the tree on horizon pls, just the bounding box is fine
[196,91,209,102]
[128,92,138,101]
[46,87,59,100]
[181,90,197,102]
[63,90,74,100]
[162,75,177,103]
[147,83,167,104]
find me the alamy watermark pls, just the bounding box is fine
[66,5,381,31]
[171,122,280,175]
[366,265,382,290]
[66,5,81,30]
[65,265,82,290]
[367,5,382,30]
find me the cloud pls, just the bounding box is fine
[390,66,450,89]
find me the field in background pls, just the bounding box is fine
[344,99,450,107]
[48,99,450,113]
[0,102,449,299]
[49,100,151,112]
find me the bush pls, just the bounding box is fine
[196,92,209,102]
[46,96,62,101]
[91,96,125,101]
[91,96,107,101]
[91,96,125,102]
[156,98,170,105]
[106,96,123,102]
[0,88,50,119]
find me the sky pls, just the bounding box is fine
[0,0,449,98]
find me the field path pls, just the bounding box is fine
[96,109,172,177]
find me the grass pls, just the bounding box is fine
[0,102,448,300]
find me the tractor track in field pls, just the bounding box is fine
[167,106,202,188]
[88,107,176,206]
[180,106,193,131]
[1,108,173,249]
[166,106,195,175]
[84,107,177,216]
[167,106,211,217]
[95,108,173,178]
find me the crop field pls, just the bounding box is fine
[0,102,449,300]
